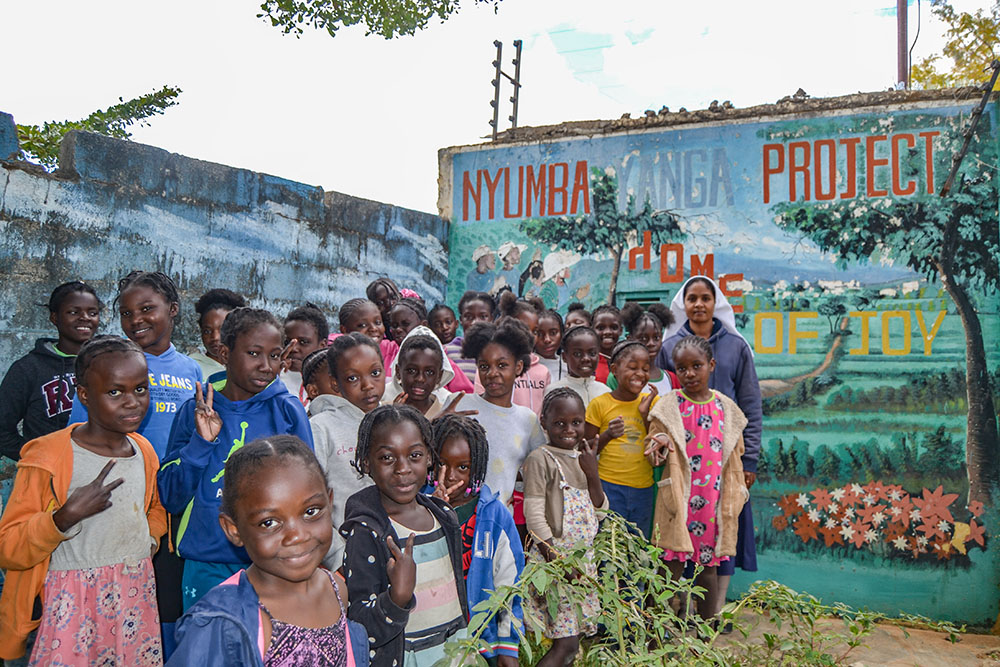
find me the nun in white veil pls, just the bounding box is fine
[655,276,761,622]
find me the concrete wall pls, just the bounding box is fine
[0,111,448,375]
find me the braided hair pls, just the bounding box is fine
[609,338,648,366]
[353,404,436,478]
[75,335,144,385]
[338,298,379,329]
[540,386,586,422]
[561,324,599,349]
[497,291,542,319]
[219,307,282,350]
[327,332,381,380]
[301,347,331,386]
[285,302,330,341]
[366,277,401,305]
[115,271,179,310]
[46,281,102,313]
[220,435,326,517]
[194,289,246,327]
[566,302,591,325]
[427,304,455,322]
[621,302,674,336]
[429,414,489,494]
[457,291,496,319]
[592,303,622,323]
[390,297,428,323]
[671,335,714,363]
[460,317,534,377]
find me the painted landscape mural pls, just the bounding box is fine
[440,98,1000,623]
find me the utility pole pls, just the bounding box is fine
[489,39,523,140]
[897,0,908,89]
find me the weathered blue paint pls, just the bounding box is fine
[0,112,16,160]
[0,119,448,377]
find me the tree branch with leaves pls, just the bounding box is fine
[16,85,182,169]
[911,0,999,89]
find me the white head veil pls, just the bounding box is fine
[664,276,752,352]
[383,325,456,402]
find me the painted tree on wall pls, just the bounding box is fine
[520,168,684,304]
[772,115,1000,504]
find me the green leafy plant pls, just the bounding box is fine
[15,85,182,169]
[910,0,1000,89]
[258,0,501,39]
[437,511,965,666]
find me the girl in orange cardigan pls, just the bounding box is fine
[0,336,167,664]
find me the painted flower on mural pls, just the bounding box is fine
[770,483,987,563]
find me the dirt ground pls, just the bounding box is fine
[719,614,1000,666]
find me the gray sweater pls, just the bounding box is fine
[309,394,373,570]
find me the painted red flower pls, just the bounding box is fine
[811,488,834,510]
[966,519,986,547]
[933,539,953,561]
[848,521,869,549]
[968,501,984,518]
[883,522,905,542]
[912,486,959,524]
[777,495,802,518]
[772,515,789,531]
[862,481,887,501]
[820,524,844,547]
[856,503,887,525]
[793,516,820,543]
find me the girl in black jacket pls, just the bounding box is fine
[342,405,468,667]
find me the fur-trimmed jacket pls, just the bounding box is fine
[645,390,749,558]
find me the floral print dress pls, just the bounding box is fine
[663,391,730,567]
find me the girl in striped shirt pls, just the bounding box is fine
[342,405,468,667]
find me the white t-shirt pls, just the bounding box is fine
[463,393,546,505]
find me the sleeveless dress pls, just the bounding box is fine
[259,569,352,667]
[663,391,730,567]
[523,448,600,639]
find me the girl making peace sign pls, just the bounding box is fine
[158,308,313,612]
[0,336,167,664]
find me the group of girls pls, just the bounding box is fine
[0,270,761,666]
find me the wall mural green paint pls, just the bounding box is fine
[439,98,1000,623]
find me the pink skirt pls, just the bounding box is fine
[30,558,162,666]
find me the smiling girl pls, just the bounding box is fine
[158,308,313,611]
[309,332,387,571]
[69,272,204,459]
[0,336,166,664]
[191,288,246,381]
[342,405,468,667]
[1,281,101,462]
[168,436,370,666]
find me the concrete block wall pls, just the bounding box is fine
[0,111,448,374]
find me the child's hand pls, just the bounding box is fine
[393,392,409,405]
[431,467,465,503]
[279,340,295,373]
[440,393,478,417]
[194,382,223,443]
[638,385,659,421]
[644,433,674,466]
[744,472,756,489]
[578,437,599,479]
[53,460,124,532]
[387,533,416,608]
[606,417,626,440]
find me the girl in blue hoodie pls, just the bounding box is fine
[428,414,524,667]
[158,308,313,612]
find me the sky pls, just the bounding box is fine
[1,0,992,213]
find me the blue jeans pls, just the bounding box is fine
[601,480,654,538]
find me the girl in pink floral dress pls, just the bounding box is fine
[645,336,749,622]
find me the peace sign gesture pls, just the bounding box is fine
[431,466,466,504]
[440,393,478,417]
[578,436,599,478]
[194,382,223,443]
[53,459,124,532]
[387,533,416,608]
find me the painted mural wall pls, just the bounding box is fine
[0,114,449,379]
[439,95,1000,624]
